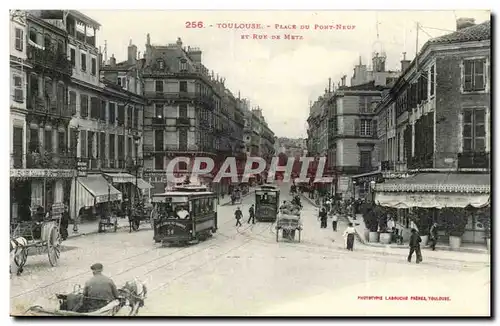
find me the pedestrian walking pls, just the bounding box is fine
[60,205,70,241]
[429,222,438,251]
[331,211,339,231]
[234,207,242,227]
[247,204,255,224]
[408,228,423,263]
[318,207,327,228]
[343,222,356,251]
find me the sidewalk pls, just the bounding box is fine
[220,187,256,206]
[300,193,490,256]
[67,218,130,239]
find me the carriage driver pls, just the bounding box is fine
[83,263,121,311]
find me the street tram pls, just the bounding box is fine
[255,184,280,222]
[151,185,218,246]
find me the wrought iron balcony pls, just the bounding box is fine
[457,152,490,170]
[176,117,191,127]
[25,152,77,169]
[27,96,71,118]
[27,44,72,76]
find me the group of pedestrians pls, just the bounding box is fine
[317,200,356,251]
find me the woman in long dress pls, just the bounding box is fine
[343,222,356,251]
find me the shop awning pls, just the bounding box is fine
[135,178,153,190]
[103,173,135,183]
[374,173,490,209]
[69,175,122,219]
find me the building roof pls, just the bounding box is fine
[428,20,491,45]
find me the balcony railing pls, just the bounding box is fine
[143,144,199,152]
[27,96,71,118]
[176,117,191,127]
[27,44,72,76]
[17,152,77,169]
[457,152,490,170]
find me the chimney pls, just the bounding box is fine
[401,52,411,72]
[328,78,331,93]
[128,40,137,65]
[341,75,346,86]
[456,17,475,31]
[110,54,116,67]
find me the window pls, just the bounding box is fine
[69,128,78,155]
[109,134,115,161]
[80,130,87,157]
[100,100,106,121]
[154,154,163,170]
[360,151,372,170]
[429,65,435,97]
[155,103,163,118]
[133,108,139,129]
[70,48,76,66]
[69,91,76,115]
[80,94,89,118]
[57,40,64,54]
[179,104,187,117]
[44,35,51,49]
[81,53,87,71]
[180,59,188,71]
[118,135,124,160]
[44,78,53,101]
[29,74,39,98]
[44,130,53,153]
[56,83,65,112]
[13,75,23,103]
[359,96,372,113]
[127,106,133,128]
[155,80,163,92]
[58,131,66,154]
[157,59,165,70]
[15,28,23,51]
[463,108,486,152]
[90,97,100,119]
[109,103,116,124]
[117,105,125,126]
[91,57,96,75]
[100,132,106,161]
[154,130,164,151]
[179,81,188,93]
[29,128,39,153]
[463,59,486,92]
[29,29,37,43]
[87,131,94,160]
[360,119,372,136]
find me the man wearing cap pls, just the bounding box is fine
[83,263,120,311]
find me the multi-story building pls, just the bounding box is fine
[373,19,491,247]
[350,53,400,87]
[10,10,74,220]
[141,36,256,193]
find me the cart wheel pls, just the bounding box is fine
[114,220,118,232]
[47,227,60,267]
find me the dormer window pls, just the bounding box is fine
[180,59,188,72]
[157,59,165,70]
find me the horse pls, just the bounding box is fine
[10,237,28,276]
[55,278,147,316]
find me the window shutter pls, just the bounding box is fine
[354,119,360,136]
[372,119,378,139]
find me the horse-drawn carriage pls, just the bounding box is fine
[10,204,63,275]
[276,202,302,242]
[24,279,147,316]
[255,184,280,222]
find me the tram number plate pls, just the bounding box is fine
[164,229,175,236]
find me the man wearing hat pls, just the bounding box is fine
[83,263,120,311]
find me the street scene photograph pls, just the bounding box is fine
[8,8,491,317]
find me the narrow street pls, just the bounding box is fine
[10,183,490,316]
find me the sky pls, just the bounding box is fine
[81,10,490,138]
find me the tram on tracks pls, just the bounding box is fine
[255,184,280,222]
[151,185,218,246]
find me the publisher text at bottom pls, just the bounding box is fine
[357,296,451,301]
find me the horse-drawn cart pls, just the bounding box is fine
[10,204,63,274]
[276,214,302,242]
[25,280,147,316]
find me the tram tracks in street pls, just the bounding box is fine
[11,204,256,304]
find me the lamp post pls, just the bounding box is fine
[352,180,356,200]
[73,124,81,234]
[133,134,141,203]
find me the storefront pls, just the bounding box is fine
[10,168,74,222]
[350,171,383,200]
[103,173,152,205]
[374,173,490,245]
[70,174,123,221]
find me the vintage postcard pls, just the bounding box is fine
[9,9,491,317]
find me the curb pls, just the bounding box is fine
[67,224,129,239]
[299,193,320,207]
